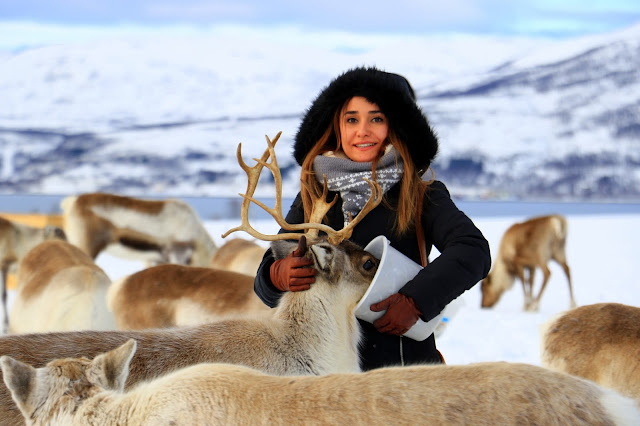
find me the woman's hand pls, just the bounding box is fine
[370,293,421,335]
[269,238,316,292]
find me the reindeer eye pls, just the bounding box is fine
[363,259,375,271]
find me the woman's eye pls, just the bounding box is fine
[372,116,384,123]
[363,259,375,271]
[346,117,357,123]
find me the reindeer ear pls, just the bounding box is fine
[310,243,332,270]
[270,239,300,260]
[0,355,37,411]
[90,339,137,392]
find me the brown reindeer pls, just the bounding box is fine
[3,339,640,425]
[107,264,271,330]
[10,240,116,334]
[540,302,640,401]
[0,132,384,426]
[0,217,66,334]
[481,214,575,311]
[61,192,213,267]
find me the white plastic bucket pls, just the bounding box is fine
[355,235,444,341]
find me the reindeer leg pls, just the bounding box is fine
[1,266,7,334]
[559,261,576,308]
[529,265,551,312]
[527,267,536,304]
[552,251,576,309]
[515,266,530,310]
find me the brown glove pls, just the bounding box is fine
[370,293,421,336]
[270,237,316,292]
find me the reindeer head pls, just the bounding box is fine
[223,132,384,309]
[480,274,500,308]
[0,339,137,425]
[480,268,516,308]
[43,225,67,241]
[272,236,380,304]
[161,240,195,266]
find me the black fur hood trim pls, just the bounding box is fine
[293,66,438,171]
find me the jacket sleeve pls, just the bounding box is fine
[399,181,491,322]
[253,193,306,308]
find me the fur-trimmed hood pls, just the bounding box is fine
[293,66,438,172]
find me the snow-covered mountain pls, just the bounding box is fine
[0,23,639,200]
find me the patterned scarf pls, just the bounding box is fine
[313,146,403,225]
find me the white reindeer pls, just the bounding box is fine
[9,239,116,334]
[540,302,640,401]
[107,263,271,330]
[210,237,266,276]
[3,339,639,426]
[61,192,214,267]
[480,214,575,311]
[0,217,66,334]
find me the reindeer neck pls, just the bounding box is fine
[274,284,361,373]
[195,235,218,266]
[274,285,348,326]
[69,392,138,425]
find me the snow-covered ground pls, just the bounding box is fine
[3,211,639,367]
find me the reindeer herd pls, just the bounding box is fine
[0,133,639,424]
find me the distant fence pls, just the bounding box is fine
[0,212,64,228]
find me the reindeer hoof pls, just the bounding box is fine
[525,301,540,312]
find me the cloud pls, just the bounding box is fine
[144,2,257,21]
[0,0,639,41]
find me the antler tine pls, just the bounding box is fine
[301,175,338,239]
[326,178,382,245]
[222,131,314,241]
[221,131,294,241]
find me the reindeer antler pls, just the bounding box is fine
[222,132,382,244]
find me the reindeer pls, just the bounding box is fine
[210,237,267,276]
[0,217,66,334]
[480,214,575,311]
[540,302,640,401]
[0,132,384,426]
[107,264,271,330]
[9,240,116,334]
[3,339,639,426]
[60,192,213,267]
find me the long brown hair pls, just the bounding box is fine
[300,98,433,235]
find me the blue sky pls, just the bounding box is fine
[2,0,640,39]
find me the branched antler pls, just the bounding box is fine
[222,131,382,245]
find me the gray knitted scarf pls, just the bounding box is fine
[313,147,403,224]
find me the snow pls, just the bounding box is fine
[3,211,638,368]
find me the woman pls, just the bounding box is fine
[254,66,491,370]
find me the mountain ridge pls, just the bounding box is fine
[0,24,639,200]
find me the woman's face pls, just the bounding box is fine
[339,96,388,163]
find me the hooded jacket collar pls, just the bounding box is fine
[293,66,438,172]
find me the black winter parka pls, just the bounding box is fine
[253,180,491,370]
